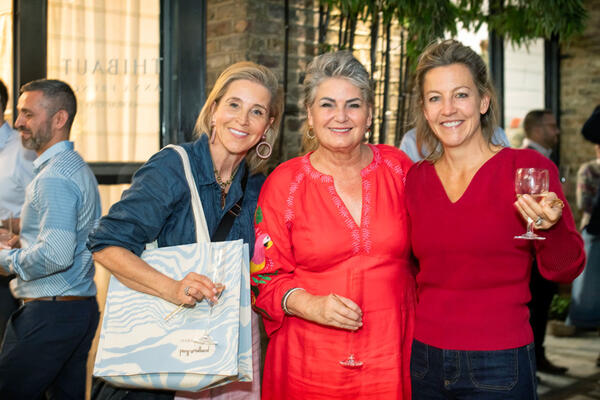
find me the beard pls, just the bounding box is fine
[20,122,53,152]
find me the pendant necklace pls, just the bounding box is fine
[214,166,239,209]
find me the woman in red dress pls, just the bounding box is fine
[250,51,415,399]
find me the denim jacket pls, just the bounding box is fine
[87,135,264,258]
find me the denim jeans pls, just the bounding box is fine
[410,339,538,399]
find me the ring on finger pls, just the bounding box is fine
[184,286,191,296]
[535,216,544,226]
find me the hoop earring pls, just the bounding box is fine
[255,133,272,159]
[306,126,315,140]
[210,125,216,144]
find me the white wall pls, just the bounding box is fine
[504,39,545,131]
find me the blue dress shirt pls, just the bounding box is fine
[0,141,101,298]
[0,122,36,220]
[87,135,264,260]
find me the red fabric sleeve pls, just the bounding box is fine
[251,164,301,337]
[533,158,585,282]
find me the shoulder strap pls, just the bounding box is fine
[165,144,211,243]
[212,167,248,242]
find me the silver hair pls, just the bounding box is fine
[301,51,373,153]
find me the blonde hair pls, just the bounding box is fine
[414,39,499,161]
[195,61,283,173]
[301,51,373,153]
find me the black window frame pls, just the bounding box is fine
[11,0,207,184]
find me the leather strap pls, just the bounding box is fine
[212,168,248,242]
[22,296,92,303]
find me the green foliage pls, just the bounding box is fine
[397,0,461,61]
[549,294,571,321]
[314,0,589,144]
[488,0,587,46]
[325,0,588,55]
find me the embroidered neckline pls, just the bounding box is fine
[301,144,382,181]
[298,145,383,255]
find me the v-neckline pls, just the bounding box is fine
[303,144,379,229]
[432,147,507,205]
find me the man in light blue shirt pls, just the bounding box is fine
[0,79,36,344]
[0,79,101,399]
[399,126,510,162]
[0,79,36,226]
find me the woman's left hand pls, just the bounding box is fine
[515,192,564,230]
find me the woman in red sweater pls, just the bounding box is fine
[405,39,585,399]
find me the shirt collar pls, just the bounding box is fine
[33,140,74,172]
[0,122,13,150]
[522,138,552,158]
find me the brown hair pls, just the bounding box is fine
[523,109,552,137]
[21,79,77,132]
[413,39,499,161]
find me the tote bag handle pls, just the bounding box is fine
[164,144,211,244]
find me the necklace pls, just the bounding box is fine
[214,166,239,209]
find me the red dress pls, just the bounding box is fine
[251,145,415,399]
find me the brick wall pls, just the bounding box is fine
[206,0,405,166]
[560,0,600,219]
[206,0,285,87]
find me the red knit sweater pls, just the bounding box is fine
[405,148,585,351]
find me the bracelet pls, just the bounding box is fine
[281,287,305,316]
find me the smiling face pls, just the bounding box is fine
[422,63,490,150]
[210,79,273,157]
[307,77,372,154]
[14,90,55,154]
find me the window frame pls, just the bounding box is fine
[12,0,207,184]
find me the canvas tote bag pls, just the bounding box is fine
[94,145,253,392]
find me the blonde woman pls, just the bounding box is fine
[88,61,282,400]
[406,39,584,399]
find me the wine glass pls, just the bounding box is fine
[339,268,363,368]
[198,248,225,346]
[514,168,549,240]
[0,212,13,250]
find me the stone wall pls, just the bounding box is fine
[206,0,286,84]
[560,0,600,219]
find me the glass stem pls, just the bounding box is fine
[527,217,534,234]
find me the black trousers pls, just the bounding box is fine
[92,379,174,400]
[528,261,558,360]
[0,297,99,399]
[0,276,18,347]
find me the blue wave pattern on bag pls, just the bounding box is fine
[94,240,253,391]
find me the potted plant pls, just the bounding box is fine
[547,294,576,337]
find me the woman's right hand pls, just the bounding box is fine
[93,247,226,306]
[174,272,225,306]
[286,290,362,331]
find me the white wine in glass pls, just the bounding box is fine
[514,168,549,240]
[198,248,225,346]
[339,268,364,368]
